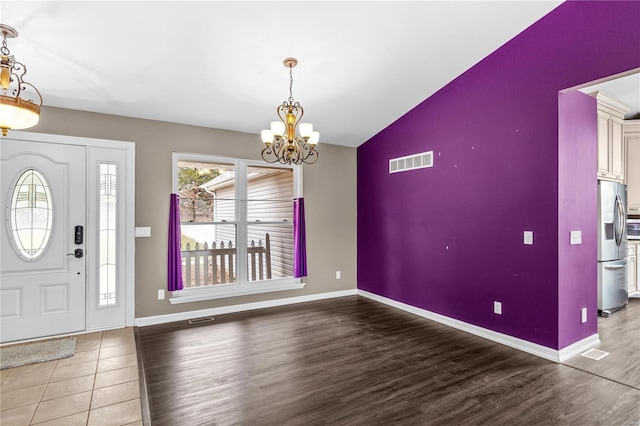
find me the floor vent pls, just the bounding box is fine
[389,151,433,174]
[580,348,609,360]
[188,316,215,325]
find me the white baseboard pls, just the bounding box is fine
[357,289,599,363]
[136,288,599,363]
[557,334,601,362]
[135,289,357,327]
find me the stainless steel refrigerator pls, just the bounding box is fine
[597,180,628,316]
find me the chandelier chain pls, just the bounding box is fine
[288,65,294,104]
[1,33,10,56]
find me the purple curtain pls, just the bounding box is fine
[168,193,184,291]
[293,197,307,278]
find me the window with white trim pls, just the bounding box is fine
[171,154,303,302]
[98,163,118,307]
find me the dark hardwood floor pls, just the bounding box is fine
[136,296,640,425]
[563,298,640,389]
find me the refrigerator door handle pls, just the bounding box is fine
[618,195,626,241]
[613,196,619,246]
[603,264,625,270]
[614,195,623,246]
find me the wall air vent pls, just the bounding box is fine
[389,151,433,174]
[188,316,215,325]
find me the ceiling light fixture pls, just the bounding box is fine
[261,58,319,165]
[0,24,42,137]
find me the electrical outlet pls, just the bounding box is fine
[524,231,533,245]
[336,271,341,279]
[158,289,165,300]
[581,307,587,323]
[494,301,502,315]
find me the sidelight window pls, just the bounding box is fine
[98,163,118,307]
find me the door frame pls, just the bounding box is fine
[5,130,136,330]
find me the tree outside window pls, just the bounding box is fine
[177,164,219,223]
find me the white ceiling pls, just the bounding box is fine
[3,1,571,148]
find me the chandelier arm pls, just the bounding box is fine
[261,139,280,163]
[298,138,311,156]
[274,138,289,163]
[290,138,313,165]
[304,142,319,165]
[294,103,303,136]
[290,146,300,164]
[11,62,42,105]
[276,104,293,144]
[262,138,280,163]
[303,149,319,165]
[261,146,280,164]
[297,139,307,160]
[278,142,291,165]
[276,104,286,126]
[298,141,317,164]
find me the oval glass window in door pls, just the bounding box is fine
[8,169,54,261]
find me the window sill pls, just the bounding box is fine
[169,278,306,304]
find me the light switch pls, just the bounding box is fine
[135,227,151,238]
[524,231,533,245]
[494,301,502,315]
[570,231,582,245]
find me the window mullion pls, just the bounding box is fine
[236,160,248,285]
[293,164,302,198]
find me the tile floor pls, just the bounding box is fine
[0,328,143,425]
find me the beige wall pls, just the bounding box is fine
[30,106,357,318]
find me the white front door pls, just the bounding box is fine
[0,139,86,343]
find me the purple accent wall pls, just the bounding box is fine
[357,1,640,350]
[558,91,598,348]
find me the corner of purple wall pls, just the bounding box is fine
[557,90,598,349]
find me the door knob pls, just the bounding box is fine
[67,248,84,259]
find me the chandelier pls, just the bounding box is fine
[0,24,42,137]
[261,58,319,165]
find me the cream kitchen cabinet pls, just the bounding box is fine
[624,120,640,214]
[593,92,630,183]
